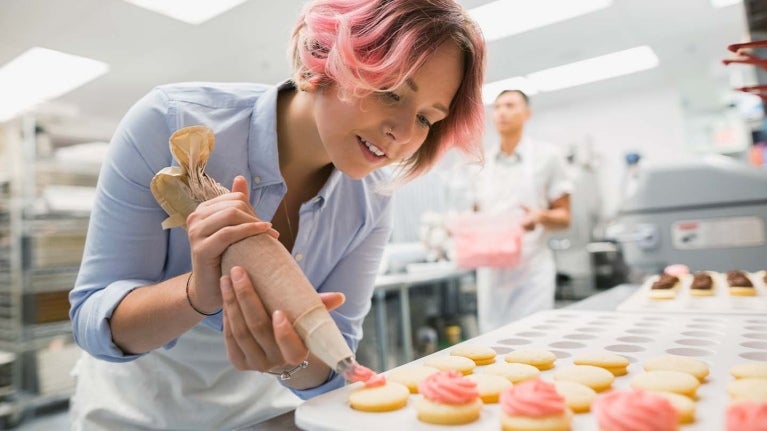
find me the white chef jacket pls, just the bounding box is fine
[474,137,572,333]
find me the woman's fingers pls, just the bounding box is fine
[318,292,346,312]
[221,276,250,370]
[272,310,310,365]
[221,272,268,370]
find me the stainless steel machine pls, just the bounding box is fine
[606,155,767,274]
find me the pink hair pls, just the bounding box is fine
[291,0,486,179]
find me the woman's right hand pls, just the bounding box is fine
[185,175,278,314]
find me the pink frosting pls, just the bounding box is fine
[593,389,677,431]
[664,264,690,277]
[499,380,567,418]
[417,370,479,405]
[344,364,385,387]
[727,401,767,431]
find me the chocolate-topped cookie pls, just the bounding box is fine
[690,271,715,297]
[652,273,679,290]
[726,270,753,288]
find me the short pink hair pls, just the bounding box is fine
[291,0,486,179]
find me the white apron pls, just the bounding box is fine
[69,324,302,431]
[475,139,556,334]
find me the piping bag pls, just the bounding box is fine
[150,125,381,385]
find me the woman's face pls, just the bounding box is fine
[313,41,465,180]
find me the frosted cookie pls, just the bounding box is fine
[348,381,410,412]
[650,390,696,424]
[631,370,700,398]
[386,365,439,393]
[424,355,476,375]
[466,373,512,403]
[499,380,573,431]
[573,352,630,377]
[481,362,541,383]
[593,389,678,431]
[727,378,767,402]
[689,271,716,297]
[731,362,767,380]
[553,380,597,413]
[450,344,497,366]
[727,270,757,296]
[649,273,680,299]
[504,348,557,370]
[554,365,614,392]
[727,400,767,431]
[414,370,482,425]
[643,354,710,381]
[664,264,690,277]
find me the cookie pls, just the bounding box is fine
[504,348,556,370]
[450,344,497,366]
[730,362,767,380]
[650,390,696,424]
[499,380,573,431]
[424,355,476,375]
[386,365,439,393]
[689,271,717,297]
[480,362,540,383]
[553,380,597,413]
[727,270,757,296]
[727,378,767,402]
[631,370,700,398]
[465,373,512,403]
[348,381,410,412]
[554,365,615,392]
[643,354,709,381]
[415,370,482,425]
[593,389,677,431]
[649,273,680,299]
[573,352,630,377]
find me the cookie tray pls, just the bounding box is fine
[617,270,766,314]
[295,309,767,431]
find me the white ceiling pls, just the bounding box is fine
[0,0,750,139]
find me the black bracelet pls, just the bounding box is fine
[185,272,222,316]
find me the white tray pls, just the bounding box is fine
[617,270,767,314]
[295,309,767,431]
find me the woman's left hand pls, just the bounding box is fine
[221,265,345,373]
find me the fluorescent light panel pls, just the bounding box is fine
[0,48,108,122]
[710,0,741,7]
[482,46,659,103]
[470,0,612,42]
[123,0,248,25]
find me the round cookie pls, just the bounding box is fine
[643,354,709,381]
[504,348,556,370]
[415,370,482,425]
[650,390,696,424]
[554,365,615,392]
[730,362,767,380]
[553,380,597,413]
[481,362,540,383]
[631,370,700,398]
[727,378,767,402]
[450,344,497,366]
[466,373,512,403]
[499,380,573,431]
[424,355,476,375]
[348,381,410,412]
[386,365,439,393]
[573,352,630,377]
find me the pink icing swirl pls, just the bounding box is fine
[664,264,690,277]
[344,364,385,387]
[727,401,767,431]
[417,370,479,405]
[499,380,567,417]
[593,389,677,431]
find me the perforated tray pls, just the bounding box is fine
[295,310,767,431]
[617,271,767,314]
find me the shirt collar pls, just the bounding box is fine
[248,79,296,189]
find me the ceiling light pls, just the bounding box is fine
[0,48,108,122]
[527,46,659,92]
[469,0,612,42]
[122,0,249,25]
[482,77,539,105]
[710,0,741,7]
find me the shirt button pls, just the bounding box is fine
[295,253,304,262]
[253,176,261,184]
[312,197,321,204]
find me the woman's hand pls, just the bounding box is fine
[186,176,279,314]
[221,265,345,375]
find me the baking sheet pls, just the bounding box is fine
[295,309,767,431]
[617,271,767,314]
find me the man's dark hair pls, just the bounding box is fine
[495,89,529,106]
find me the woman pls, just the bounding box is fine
[68,0,486,429]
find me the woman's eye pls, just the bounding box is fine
[417,115,432,128]
[384,92,401,102]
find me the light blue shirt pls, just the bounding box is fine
[69,81,393,399]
